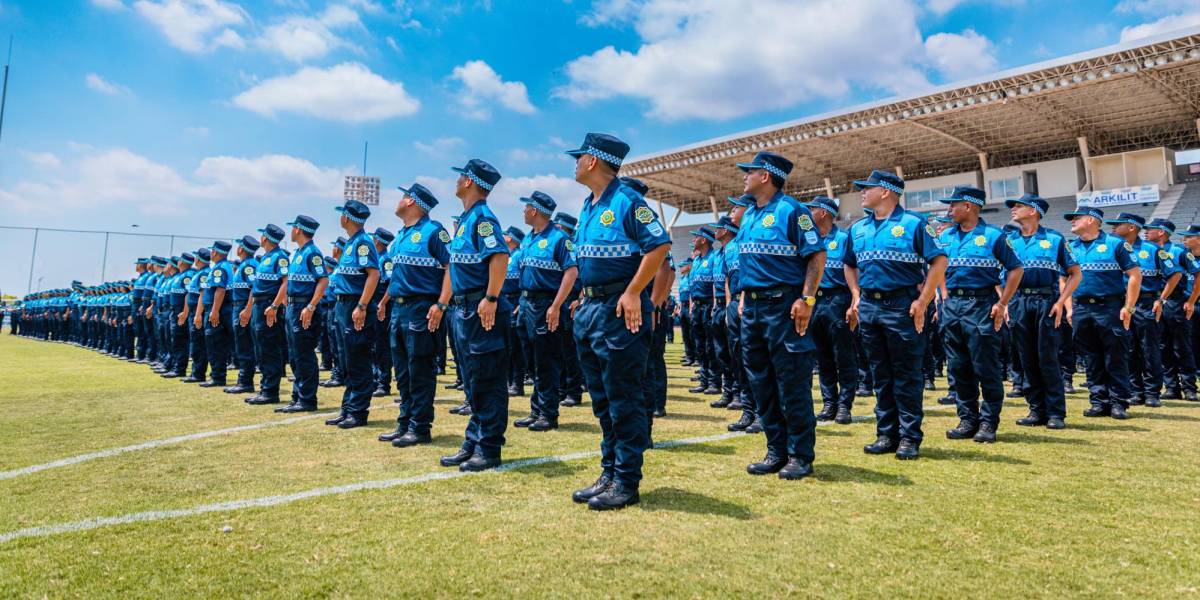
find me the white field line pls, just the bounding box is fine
[0,419,870,544]
[0,396,463,482]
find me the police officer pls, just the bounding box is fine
[844,170,947,460]
[162,254,193,378]
[371,227,396,398]
[225,236,260,395]
[325,200,382,429]
[721,195,760,433]
[678,258,695,367]
[1107,212,1180,408]
[513,190,578,432]
[731,152,825,480]
[1065,207,1141,419]
[322,237,349,388]
[503,226,528,398]
[1178,225,1200,395]
[281,215,329,412]
[376,183,452,448]
[565,133,672,510]
[937,186,1024,443]
[553,212,586,407]
[439,158,511,473]
[804,195,858,426]
[688,227,721,397]
[707,224,735,410]
[197,241,235,388]
[132,258,151,362]
[181,250,210,384]
[1006,194,1082,430]
[1145,219,1196,401]
[246,224,290,407]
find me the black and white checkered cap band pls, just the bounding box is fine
[465,171,494,191]
[758,162,788,180]
[293,223,316,234]
[877,180,903,195]
[525,199,553,216]
[340,210,367,224]
[413,197,434,212]
[586,147,623,167]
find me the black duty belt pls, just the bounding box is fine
[1077,294,1123,305]
[861,288,916,301]
[393,295,437,305]
[816,288,849,298]
[521,290,556,299]
[452,291,486,306]
[691,297,714,305]
[947,288,996,298]
[581,281,626,299]
[1018,287,1056,296]
[745,286,801,301]
[287,295,314,304]
[253,294,277,302]
[1137,292,1163,303]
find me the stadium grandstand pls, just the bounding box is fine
[622,26,1200,265]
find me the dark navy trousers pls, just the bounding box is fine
[285,299,322,407]
[1129,296,1163,402]
[390,298,438,436]
[1072,299,1132,408]
[811,290,857,411]
[942,294,1005,428]
[740,291,817,462]
[1161,298,1196,394]
[204,307,234,384]
[452,299,510,459]
[251,299,287,398]
[859,293,926,444]
[1010,293,1066,420]
[335,299,376,419]
[521,295,564,420]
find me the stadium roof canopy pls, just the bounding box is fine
[623,26,1200,216]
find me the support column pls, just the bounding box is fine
[894,165,905,179]
[656,197,666,221]
[824,177,835,199]
[709,195,720,222]
[1078,136,1092,192]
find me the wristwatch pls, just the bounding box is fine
[484,294,499,303]
[356,302,367,310]
[435,302,449,311]
[799,295,816,306]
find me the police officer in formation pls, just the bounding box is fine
[937,186,1023,443]
[21,132,1200,514]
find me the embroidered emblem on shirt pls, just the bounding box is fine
[635,207,654,224]
[925,224,936,238]
[438,230,451,243]
[891,225,905,237]
[411,232,423,243]
[243,266,253,276]
[600,210,615,226]
[538,239,549,249]
[763,214,776,228]
[974,235,987,247]
[1097,244,1108,253]
[357,245,369,256]
[798,214,813,231]
[478,222,494,237]
[311,255,322,266]
[1039,240,1051,249]
[828,240,838,250]
[278,258,288,268]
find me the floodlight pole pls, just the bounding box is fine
[100,232,110,281]
[26,228,38,294]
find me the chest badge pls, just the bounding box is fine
[974,235,987,247]
[537,239,549,249]
[411,232,423,243]
[600,210,615,226]
[762,214,776,228]
[827,240,838,250]
[890,225,905,238]
[1097,244,1108,253]
[702,260,709,267]
[1039,240,1051,249]
[1138,250,1149,259]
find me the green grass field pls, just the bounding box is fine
[1,332,1198,598]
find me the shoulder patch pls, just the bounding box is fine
[244,266,254,276]
[797,214,813,231]
[311,255,322,266]
[925,224,936,238]
[478,221,494,237]
[1123,242,1133,252]
[278,257,289,268]
[1158,250,1171,260]
[635,206,655,224]
[438,230,451,243]
[805,231,819,245]
[565,240,575,252]
[357,244,369,256]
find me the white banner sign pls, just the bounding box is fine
[1076,185,1160,208]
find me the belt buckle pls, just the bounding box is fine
[872,292,882,300]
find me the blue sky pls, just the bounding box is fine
[1,0,1199,295]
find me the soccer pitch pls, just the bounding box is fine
[1,334,1197,598]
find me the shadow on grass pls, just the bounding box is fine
[1137,411,1200,423]
[654,442,737,455]
[1003,432,1093,446]
[658,412,727,423]
[666,393,706,404]
[514,459,588,479]
[816,428,852,437]
[431,435,464,448]
[640,487,759,520]
[559,422,601,434]
[920,447,1031,465]
[1067,422,1150,433]
[812,463,913,486]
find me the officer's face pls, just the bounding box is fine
[729,205,746,225]
[290,227,302,243]
[1144,229,1166,245]
[573,154,595,183]
[743,169,768,195]
[523,204,537,226]
[1186,237,1200,253]
[860,186,888,210]
[1112,223,1136,237]
[1010,204,1036,222]
[332,246,342,259]
[1070,216,1098,235]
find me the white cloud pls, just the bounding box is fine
[1115,0,1197,13]
[232,62,420,123]
[0,147,347,218]
[924,0,964,14]
[85,73,132,96]
[413,136,466,158]
[558,0,930,121]
[257,4,364,62]
[579,0,642,26]
[924,29,998,81]
[185,126,210,137]
[91,0,126,9]
[449,60,536,119]
[386,35,400,51]
[133,0,248,53]
[1119,12,1200,42]
[22,151,62,169]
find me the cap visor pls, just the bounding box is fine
[564,149,586,157]
[852,180,878,190]
[396,186,412,195]
[735,162,757,172]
